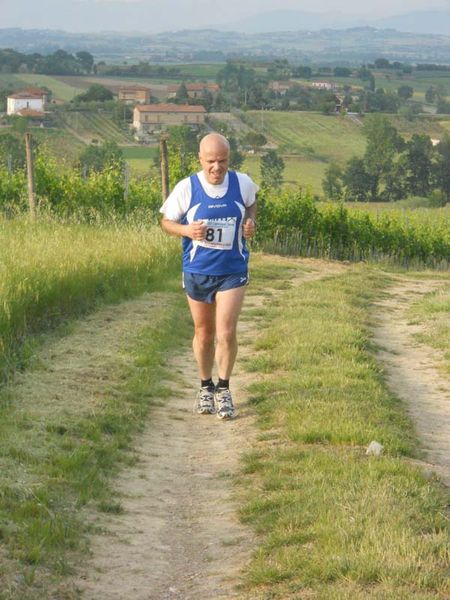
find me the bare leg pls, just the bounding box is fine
[186,296,216,380]
[215,286,246,381]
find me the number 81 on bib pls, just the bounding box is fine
[198,218,236,250]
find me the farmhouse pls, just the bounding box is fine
[268,81,295,95]
[118,86,151,104]
[310,82,337,91]
[133,103,206,137]
[7,88,47,116]
[167,83,219,100]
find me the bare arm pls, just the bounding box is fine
[243,201,257,238]
[160,217,207,241]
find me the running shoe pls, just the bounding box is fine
[215,387,236,420]
[195,386,216,415]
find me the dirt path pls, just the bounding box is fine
[372,278,450,486]
[76,331,256,600]
[73,258,347,600]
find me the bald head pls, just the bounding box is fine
[198,133,230,185]
[199,133,230,156]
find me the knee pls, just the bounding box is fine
[195,326,215,346]
[216,328,236,347]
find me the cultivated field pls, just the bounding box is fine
[243,154,328,193]
[56,110,133,144]
[237,110,450,194]
[248,110,366,162]
[0,73,84,101]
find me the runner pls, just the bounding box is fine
[160,132,258,419]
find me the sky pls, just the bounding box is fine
[0,0,449,32]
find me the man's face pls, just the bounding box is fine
[199,143,229,185]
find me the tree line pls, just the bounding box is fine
[322,115,450,203]
[0,48,94,75]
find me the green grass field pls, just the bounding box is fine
[169,63,224,79]
[243,154,327,194]
[120,146,158,160]
[0,74,84,101]
[293,71,450,104]
[374,70,450,102]
[247,111,366,163]
[0,74,28,91]
[239,110,449,194]
[120,146,159,175]
[388,115,450,138]
[241,110,366,194]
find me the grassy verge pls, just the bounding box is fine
[0,217,179,384]
[408,283,450,376]
[0,277,191,599]
[239,261,449,599]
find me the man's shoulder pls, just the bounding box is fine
[233,171,256,183]
[233,171,259,193]
[171,175,193,195]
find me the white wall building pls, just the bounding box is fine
[7,90,46,116]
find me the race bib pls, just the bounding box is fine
[198,218,237,250]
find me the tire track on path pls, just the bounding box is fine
[74,258,347,600]
[372,278,450,486]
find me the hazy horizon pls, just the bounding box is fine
[1,0,449,33]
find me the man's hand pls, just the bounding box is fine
[243,218,256,239]
[186,220,207,241]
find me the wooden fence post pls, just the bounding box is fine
[25,132,37,220]
[160,135,169,201]
[123,162,130,203]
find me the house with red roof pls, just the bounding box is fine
[167,83,219,100]
[7,88,47,116]
[118,86,151,105]
[133,103,206,137]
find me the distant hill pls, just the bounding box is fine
[217,10,352,33]
[1,26,450,65]
[220,9,450,36]
[375,10,450,36]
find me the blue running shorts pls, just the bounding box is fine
[183,272,249,304]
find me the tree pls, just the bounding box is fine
[0,88,13,112]
[175,82,189,102]
[0,133,27,170]
[333,67,352,77]
[74,84,113,103]
[260,150,285,189]
[167,125,201,154]
[397,85,414,100]
[404,134,433,196]
[229,136,244,170]
[10,115,29,135]
[382,155,408,201]
[433,134,450,200]
[362,114,404,198]
[343,157,374,201]
[322,163,343,200]
[425,86,437,104]
[292,65,312,78]
[78,141,124,174]
[437,99,450,114]
[76,51,94,74]
[374,58,390,69]
[242,132,267,151]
